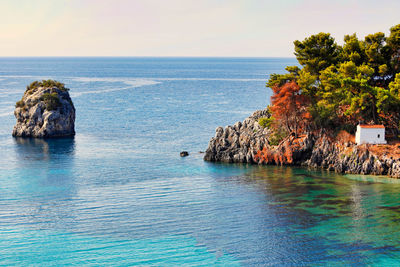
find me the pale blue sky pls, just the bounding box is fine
[0,0,399,57]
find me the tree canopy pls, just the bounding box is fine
[267,24,400,138]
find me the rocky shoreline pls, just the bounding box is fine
[204,110,400,178]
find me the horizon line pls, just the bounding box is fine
[0,56,296,59]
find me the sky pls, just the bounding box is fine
[0,0,399,57]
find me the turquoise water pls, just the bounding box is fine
[1,58,400,265]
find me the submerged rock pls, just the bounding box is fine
[12,80,75,138]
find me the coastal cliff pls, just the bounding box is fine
[12,80,75,138]
[204,110,400,178]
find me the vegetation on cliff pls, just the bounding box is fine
[16,80,69,110]
[26,80,69,93]
[266,24,400,139]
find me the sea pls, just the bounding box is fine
[0,57,400,266]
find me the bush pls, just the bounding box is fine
[40,92,61,111]
[334,124,356,135]
[258,117,274,128]
[26,80,69,93]
[268,127,288,146]
[15,100,25,108]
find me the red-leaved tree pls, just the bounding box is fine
[270,81,310,137]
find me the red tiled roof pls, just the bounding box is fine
[359,124,385,128]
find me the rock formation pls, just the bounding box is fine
[204,109,271,163]
[204,110,400,178]
[12,80,75,138]
[180,151,189,157]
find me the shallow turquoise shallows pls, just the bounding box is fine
[1,58,400,266]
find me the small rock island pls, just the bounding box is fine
[12,80,75,138]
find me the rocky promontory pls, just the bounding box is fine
[12,80,75,138]
[204,110,400,178]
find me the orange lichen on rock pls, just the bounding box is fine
[254,135,311,165]
[254,146,291,165]
[254,147,274,164]
[336,130,355,143]
[366,142,400,159]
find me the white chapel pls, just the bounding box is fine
[355,124,386,145]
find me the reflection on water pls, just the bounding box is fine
[346,173,400,184]
[13,137,75,161]
[5,138,78,231]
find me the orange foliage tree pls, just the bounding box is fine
[270,81,310,137]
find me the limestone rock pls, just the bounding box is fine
[204,109,271,163]
[12,81,75,138]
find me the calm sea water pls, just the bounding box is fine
[1,57,400,265]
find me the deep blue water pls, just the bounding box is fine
[1,58,400,266]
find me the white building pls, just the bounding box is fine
[355,124,386,145]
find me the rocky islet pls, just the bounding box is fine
[12,80,75,138]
